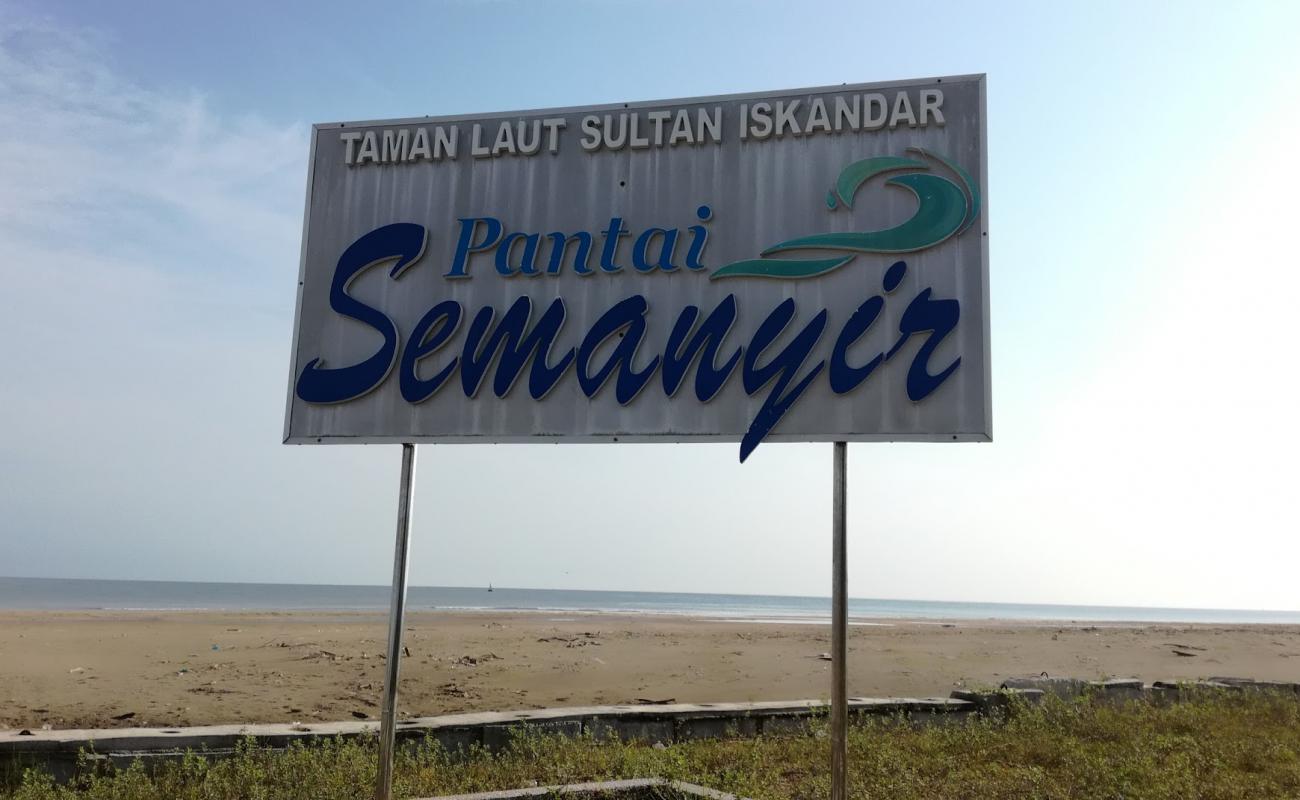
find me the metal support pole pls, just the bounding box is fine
[830,441,848,800]
[376,443,418,800]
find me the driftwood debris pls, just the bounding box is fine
[538,633,602,648]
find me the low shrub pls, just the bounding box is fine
[5,692,1299,799]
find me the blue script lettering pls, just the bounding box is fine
[461,296,573,399]
[296,223,427,403]
[297,226,962,461]
[741,299,828,462]
[661,294,740,401]
[828,260,908,394]
[400,299,462,403]
[446,217,502,278]
[443,213,711,278]
[576,296,660,403]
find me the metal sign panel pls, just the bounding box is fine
[284,75,989,461]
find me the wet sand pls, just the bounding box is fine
[1,610,1297,729]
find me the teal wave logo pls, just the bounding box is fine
[711,147,980,280]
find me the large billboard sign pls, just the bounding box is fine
[284,76,989,461]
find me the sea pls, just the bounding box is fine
[1,576,1297,624]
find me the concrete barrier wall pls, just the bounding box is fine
[1,698,971,782]
[425,778,741,800]
[4,676,1296,783]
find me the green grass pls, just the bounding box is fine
[6,693,1300,799]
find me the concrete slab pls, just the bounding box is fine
[420,778,744,800]
[0,696,975,781]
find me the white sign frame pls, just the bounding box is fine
[284,75,990,457]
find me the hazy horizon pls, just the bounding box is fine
[2,574,1297,615]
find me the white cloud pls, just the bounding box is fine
[0,11,305,272]
[0,10,367,584]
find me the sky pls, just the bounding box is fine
[1,0,1298,611]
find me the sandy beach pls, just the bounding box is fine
[1,610,1297,730]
